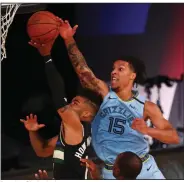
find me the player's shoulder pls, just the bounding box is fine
[133,91,146,105]
[144,101,158,113]
[101,88,116,101]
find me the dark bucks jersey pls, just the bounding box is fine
[53,122,91,179]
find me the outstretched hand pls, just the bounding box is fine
[28,38,56,56]
[57,17,78,40]
[20,114,45,132]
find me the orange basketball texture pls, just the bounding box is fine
[27,11,61,44]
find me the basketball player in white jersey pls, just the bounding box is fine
[58,18,179,179]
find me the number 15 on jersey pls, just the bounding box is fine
[108,117,125,135]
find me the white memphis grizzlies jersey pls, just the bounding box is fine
[92,89,149,164]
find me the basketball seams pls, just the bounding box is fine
[27,23,58,27]
[27,11,60,45]
[45,37,57,44]
[53,25,59,40]
[38,36,57,44]
[29,11,58,24]
[30,28,57,38]
[35,11,57,22]
[32,30,59,44]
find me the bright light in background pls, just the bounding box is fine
[138,83,177,120]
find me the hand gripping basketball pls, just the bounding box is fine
[28,39,54,56]
[20,113,45,131]
[27,11,61,44]
[58,18,78,40]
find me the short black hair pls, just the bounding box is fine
[114,56,147,85]
[117,151,142,179]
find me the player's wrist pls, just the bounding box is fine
[64,36,75,44]
[144,127,152,135]
[90,169,100,180]
[40,51,51,56]
[29,130,39,133]
[43,55,52,63]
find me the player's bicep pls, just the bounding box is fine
[145,101,173,129]
[42,135,58,156]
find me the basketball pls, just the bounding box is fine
[27,11,61,44]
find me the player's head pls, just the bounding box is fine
[111,56,146,91]
[70,88,101,122]
[113,151,142,180]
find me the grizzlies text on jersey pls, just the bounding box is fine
[92,89,165,179]
[92,90,149,164]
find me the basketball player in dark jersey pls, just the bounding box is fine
[20,38,100,179]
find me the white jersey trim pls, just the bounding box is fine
[53,150,64,160]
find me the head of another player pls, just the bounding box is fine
[70,88,102,122]
[113,151,142,180]
[111,56,146,91]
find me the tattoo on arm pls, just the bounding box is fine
[66,40,102,95]
[79,72,102,95]
[67,42,88,71]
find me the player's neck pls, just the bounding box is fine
[115,86,133,101]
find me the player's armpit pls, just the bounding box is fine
[144,101,179,144]
[64,37,109,98]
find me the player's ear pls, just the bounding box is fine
[113,165,121,178]
[130,72,136,80]
[81,111,92,122]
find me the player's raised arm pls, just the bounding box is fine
[58,19,109,98]
[20,114,58,157]
[28,40,82,130]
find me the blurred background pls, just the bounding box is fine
[1,3,184,179]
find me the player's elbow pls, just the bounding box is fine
[172,130,180,144]
[34,149,52,158]
[173,131,180,144]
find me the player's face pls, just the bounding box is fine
[111,60,135,90]
[70,96,96,122]
[70,96,87,113]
